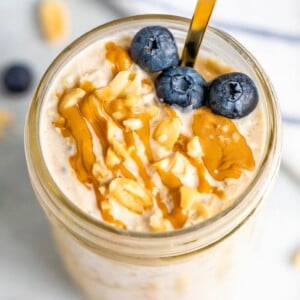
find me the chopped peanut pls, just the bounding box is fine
[105,147,121,168]
[109,178,152,213]
[180,186,210,218]
[38,0,68,42]
[153,117,182,150]
[123,118,143,131]
[150,215,168,232]
[187,136,203,158]
[0,111,13,137]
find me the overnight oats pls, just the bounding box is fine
[25,15,281,300]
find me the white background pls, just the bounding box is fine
[0,1,299,299]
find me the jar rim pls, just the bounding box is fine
[25,14,281,254]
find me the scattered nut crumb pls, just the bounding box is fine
[109,178,152,214]
[187,136,202,158]
[0,110,13,137]
[38,0,69,43]
[292,249,300,267]
[149,215,167,232]
[123,118,142,131]
[152,117,182,150]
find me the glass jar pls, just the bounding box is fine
[24,15,281,300]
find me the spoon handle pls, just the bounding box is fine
[181,0,217,67]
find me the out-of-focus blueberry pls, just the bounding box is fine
[3,64,33,93]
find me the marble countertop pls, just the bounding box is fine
[0,1,299,299]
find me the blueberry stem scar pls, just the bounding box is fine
[181,0,217,67]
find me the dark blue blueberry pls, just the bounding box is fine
[207,72,258,119]
[130,26,179,72]
[2,64,33,93]
[155,66,207,110]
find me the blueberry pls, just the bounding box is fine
[130,26,179,72]
[155,66,207,110]
[207,72,258,119]
[2,64,33,93]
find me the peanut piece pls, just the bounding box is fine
[107,120,123,144]
[112,111,126,120]
[149,215,168,232]
[293,249,300,267]
[59,88,85,109]
[95,70,140,101]
[109,178,152,213]
[153,117,181,150]
[133,106,159,119]
[123,118,143,131]
[105,147,121,168]
[111,140,133,160]
[38,0,68,42]
[180,186,210,218]
[92,162,112,183]
[101,200,112,211]
[124,94,139,107]
[95,70,131,101]
[187,136,203,158]
[0,110,13,137]
[153,152,188,176]
[98,186,106,196]
[180,186,201,210]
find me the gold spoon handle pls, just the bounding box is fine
[181,0,217,67]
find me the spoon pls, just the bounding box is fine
[181,0,217,67]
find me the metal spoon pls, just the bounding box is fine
[181,0,217,67]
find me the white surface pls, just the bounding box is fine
[0,1,300,299]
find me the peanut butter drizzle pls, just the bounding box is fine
[126,112,188,228]
[104,97,155,161]
[79,89,136,183]
[135,121,153,162]
[120,114,187,228]
[102,98,155,188]
[155,171,188,229]
[196,58,233,81]
[105,42,132,75]
[57,90,94,184]
[102,58,187,228]
[80,80,96,93]
[56,89,126,229]
[54,42,255,231]
[174,135,212,193]
[124,130,187,228]
[80,94,109,156]
[193,107,255,181]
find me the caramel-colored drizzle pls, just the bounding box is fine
[174,134,213,193]
[193,107,255,180]
[105,41,132,76]
[54,42,255,230]
[103,94,187,229]
[56,88,126,228]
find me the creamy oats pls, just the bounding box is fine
[25,17,281,300]
[40,35,266,232]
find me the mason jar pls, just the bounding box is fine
[24,15,281,300]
